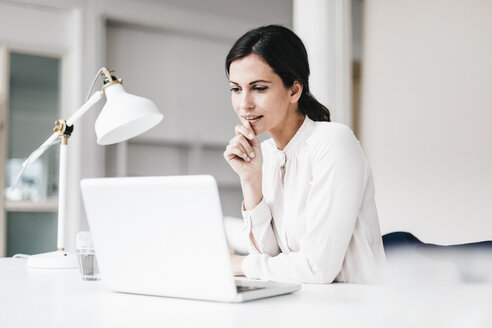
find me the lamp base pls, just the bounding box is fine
[27,250,78,269]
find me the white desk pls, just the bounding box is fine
[1,258,491,328]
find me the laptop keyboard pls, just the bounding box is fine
[236,285,266,293]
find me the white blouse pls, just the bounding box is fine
[241,116,386,284]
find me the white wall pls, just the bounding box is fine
[360,0,492,244]
[0,2,70,51]
[106,23,236,145]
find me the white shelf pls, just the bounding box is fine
[5,199,58,212]
[129,138,226,150]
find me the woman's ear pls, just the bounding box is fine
[289,81,303,103]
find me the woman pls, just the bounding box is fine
[224,25,385,283]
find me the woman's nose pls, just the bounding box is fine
[239,91,254,110]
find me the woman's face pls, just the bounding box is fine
[228,54,301,136]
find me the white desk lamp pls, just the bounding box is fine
[10,67,163,268]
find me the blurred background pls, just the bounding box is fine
[0,0,490,257]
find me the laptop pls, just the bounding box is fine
[80,175,301,302]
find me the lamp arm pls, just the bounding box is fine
[9,133,59,192]
[9,91,104,192]
[66,90,104,126]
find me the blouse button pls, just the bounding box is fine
[277,151,287,168]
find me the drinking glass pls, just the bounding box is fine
[76,231,100,281]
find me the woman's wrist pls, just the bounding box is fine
[240,176,262,211]
[239,174,260,185]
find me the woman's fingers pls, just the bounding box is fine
[234,135,255,159]
[235,124,255,141]
[224,144,251,162]
[239,121,261,148]
[224,121,263,179]
[231,126,256,157]
[235,123,261,150]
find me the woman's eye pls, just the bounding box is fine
[230,87,240,93]
[253,86,268,92]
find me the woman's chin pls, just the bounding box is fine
[251,125,267,137]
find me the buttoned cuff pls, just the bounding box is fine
[241,198,273,255]
[241,197,271,233]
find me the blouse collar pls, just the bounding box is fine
[270,115,315,163]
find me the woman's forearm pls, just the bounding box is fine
[240,176,263,211]
[240,176,264,253]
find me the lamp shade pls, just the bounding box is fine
[95,83,163,145]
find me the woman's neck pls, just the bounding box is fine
[269,110,305,150]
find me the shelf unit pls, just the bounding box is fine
[5,199,58,212]
[0,47,63,257]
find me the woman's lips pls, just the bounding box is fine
[243,115,263,124]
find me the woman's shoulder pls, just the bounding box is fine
[259,120,360,156]
[307,121,359,147]
[306,121,367,168]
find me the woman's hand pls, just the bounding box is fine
[223,122,262,181]
[224,122,263,210]
[230,254,246,276]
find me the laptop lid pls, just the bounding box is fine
[80,175,238,302]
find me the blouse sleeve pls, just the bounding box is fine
[241,198,281,257]
[241,126,368,283]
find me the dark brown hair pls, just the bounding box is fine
[225,25,330,122]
